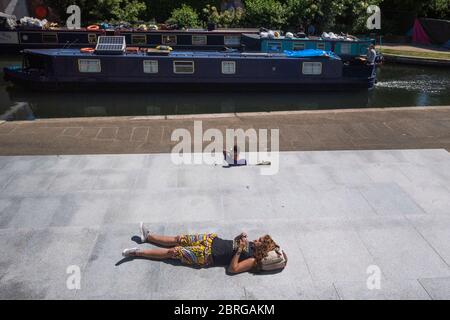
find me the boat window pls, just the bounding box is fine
[192,35,207,45]
[221,61,236,74]
[267,41,282,52]
[132,34,147,45]
[143,60,158,73]
[78,59,101,73]
[302,62,322,75]
[42,33,58,43]
[316,42,325,50]
[340,43,352,54]
[293,42,305,51]
[173,61,194,74]
[88,33,97,44]
[224,35,240,46]
[162,35,177,45]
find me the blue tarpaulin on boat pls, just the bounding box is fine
[284,49,341,59]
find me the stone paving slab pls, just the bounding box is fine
[334,279,431,300]
[0,150,450,299]
[407,215,450,266]
[419,277,450,300]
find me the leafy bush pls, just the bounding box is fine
[202,4,244,28]
[108,0,147,23]
[166,4,201,28]
[243,0,288,29]
[143,1,221,22]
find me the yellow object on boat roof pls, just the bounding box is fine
[156,45,173,51]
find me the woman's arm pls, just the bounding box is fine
[228,251,256,274]
[228,238,256,274]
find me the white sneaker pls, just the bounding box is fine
[140,222,150,243]
[122,248,139,257]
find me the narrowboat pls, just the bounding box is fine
[241,33,374,61]
[3,36,376,92]
[0,25,259,53]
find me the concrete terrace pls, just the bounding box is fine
[1,150,450,300]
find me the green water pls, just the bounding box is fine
[1,56,449,120]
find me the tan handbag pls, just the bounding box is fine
[260,248,287,271]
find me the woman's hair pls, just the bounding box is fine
[253,235,280,271]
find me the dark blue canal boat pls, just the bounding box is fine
[3,36,376,92]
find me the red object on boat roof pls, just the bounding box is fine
[34,6,48,19]
[412,18,431,45]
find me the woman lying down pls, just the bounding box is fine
[122,223,287,274]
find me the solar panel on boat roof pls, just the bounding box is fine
[96,44,124,50]
[95,36,126,54]
[97,36,125,44]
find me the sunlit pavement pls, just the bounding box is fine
[0,150,450,299]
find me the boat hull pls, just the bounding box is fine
[3,48,376,92]
[4,67,375,92]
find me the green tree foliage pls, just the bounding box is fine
[381,0,450,19]
[44,0,146,24]
[44,0,449,31]
[202,4,244,28]
[111,0,147,22]
[380,0,449,34]
[166,4,201,28]
[284,0,340,30]
[243,0,288,29]
[143,1,221,22]
[340,0,384,33]
[284,0,383,33]
[428,0,450,19]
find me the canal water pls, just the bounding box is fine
[1,56,449,121]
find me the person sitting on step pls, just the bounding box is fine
[223,145,247,167]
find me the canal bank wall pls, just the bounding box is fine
[383,54,450,67]
[378,44,450,67]
[1,106,450,155]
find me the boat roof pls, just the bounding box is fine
[118,28,260,33]
[23,48,341,60]
[12,27,259,33]
[242,33,372,42]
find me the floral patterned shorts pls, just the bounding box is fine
[173,233,217,267]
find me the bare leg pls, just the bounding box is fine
[135,248,177,260]
[147,234,180,247]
